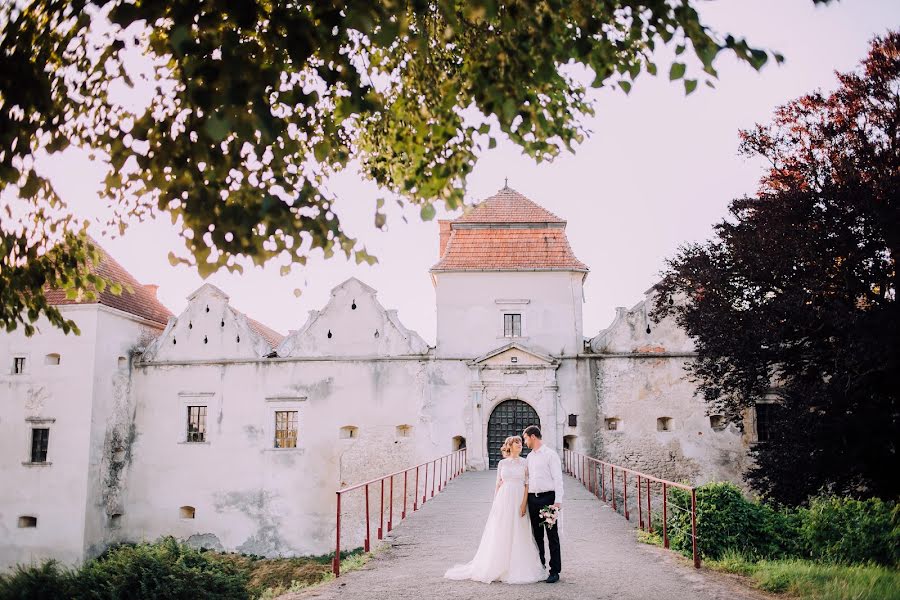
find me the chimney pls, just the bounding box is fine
[438,220,452,257]
[144,284,159,299]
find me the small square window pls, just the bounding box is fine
[656,417,673,432]
[31,428,49,463]
[186,406,207,443]
[503,314,522,337]
[274,411,298,448]
[14,357,26,374]
[605,417,620,431]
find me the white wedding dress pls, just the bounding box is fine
[443,457,547,584]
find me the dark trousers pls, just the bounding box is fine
[527,491,561,574]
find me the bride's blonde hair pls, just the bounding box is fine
[500,435,522,458]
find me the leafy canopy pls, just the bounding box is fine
[2,0,814,335]
[654,31,899,505]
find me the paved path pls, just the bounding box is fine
[286,471,767,600]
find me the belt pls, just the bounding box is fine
[529,490,553,496]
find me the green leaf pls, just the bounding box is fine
[670,62,687,81]
[684,79,698,95]
[420,203,436,221]
[619,81,632,94]
[204,115,230,143]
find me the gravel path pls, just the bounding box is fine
[284,471,768,600]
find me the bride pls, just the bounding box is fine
[443,435,546,584]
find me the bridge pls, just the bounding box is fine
[284,451,763,600]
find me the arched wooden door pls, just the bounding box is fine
[487,400,540,469]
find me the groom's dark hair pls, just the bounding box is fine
[523,425,542,439]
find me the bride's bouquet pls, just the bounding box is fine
[538,505,560,529]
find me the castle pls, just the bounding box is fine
[0,187,760,569]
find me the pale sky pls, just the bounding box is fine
[31,0,900,344]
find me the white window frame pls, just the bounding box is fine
[177,392,216,445]
[264,396,305,451]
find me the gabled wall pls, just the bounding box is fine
[142,284,275,362]
[278,278,429,358]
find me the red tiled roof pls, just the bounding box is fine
[246,316,285,348]
[44,239,173,327]
[455,187,566,224]
[431,187,588,272]
[432,228,588,272]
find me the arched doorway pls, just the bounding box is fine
[487,400,540,469]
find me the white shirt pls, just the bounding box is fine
[526,444,564,503]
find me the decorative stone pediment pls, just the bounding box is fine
[470,342,558,369]
[141,284,279,362]
[277,278,429,357]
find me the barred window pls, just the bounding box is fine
[31,428,49,463]
[503,314,522,337]
[274,411,298,448]
[187,406,207,443]
[14,357,25,374]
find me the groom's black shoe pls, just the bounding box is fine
[545,573,559,584]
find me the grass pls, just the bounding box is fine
[211,548,371,599]
[707,551,900,600]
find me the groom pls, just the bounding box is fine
[523,425,563,583]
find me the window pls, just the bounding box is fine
[180,506,196,519]
[656,417,673,432]
[18,516,37,528]
[339,425,359,439]
[709,415,726,431]
[563,434,577,450]
[14,357,25,374]
[755,403,779,443]
[186,406,207,442]
[452,435,466,450]
[274,411,298,448]
[605,417,620,431]
[396,424,413,438]
[503,313,522,337]
[45,354,60,366]
[117,356,127,370]
[30,428,49,463]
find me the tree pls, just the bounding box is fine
[654,32,899,505]
[2,1,820,335]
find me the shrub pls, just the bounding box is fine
[78,537,249,599]
[800,496,899,566]
[0,561,76,600]
[667,482,800,560]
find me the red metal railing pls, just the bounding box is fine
[563,449,700,568]
[332,447,468,576]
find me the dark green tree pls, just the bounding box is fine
[654,32,899,505]
[2,0,821,335]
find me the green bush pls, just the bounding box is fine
[667,482,800,560]
[800,496,899,566]
[665,483,900,567]
[0,561,76,600]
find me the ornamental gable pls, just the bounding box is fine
[277,278,429,358]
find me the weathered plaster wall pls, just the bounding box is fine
[434,271,585,358]
[122,357,471,555]
[590,291,751,485]
[0,307,99,568]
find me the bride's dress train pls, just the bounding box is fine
[443,457,546,584]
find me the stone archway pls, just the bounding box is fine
[487,400,540,469]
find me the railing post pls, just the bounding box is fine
[438,456,443,492]
[623,470,629,520]
[691,488,700,568]
[663,483,669,548]
[646,478,652,533]
[403,470,408,519]
[431,460,436,497]
[611,466,617,511]
[414,466,420,511]
[378,479,384,540]
[333,492,341,577]
[422,462,428,505]
[601,463,606,502]
[388,475,394,532]
[364,484,371,552]
[638,475,643,530]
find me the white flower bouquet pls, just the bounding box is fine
[538,505,560,529]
